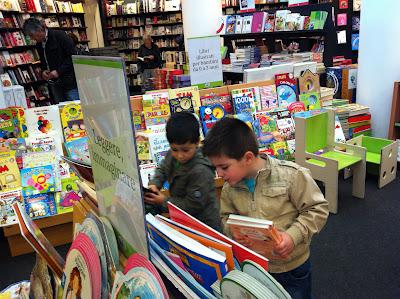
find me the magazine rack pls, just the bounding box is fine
[294,110,366,213]
[345,136,398,188]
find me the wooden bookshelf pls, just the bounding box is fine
[0,4,89,105]
[100,3,184,91]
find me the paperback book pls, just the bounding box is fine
[275,73,297,107]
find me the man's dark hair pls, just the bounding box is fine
[23,18,44,35]
[166,112,200,145]
[202,117,259,160]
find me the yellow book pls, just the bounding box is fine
[0,156,21,192]
[60,103,86,142]
[168,86,201,114]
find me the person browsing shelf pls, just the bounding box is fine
[23,18,79,103]
[202,117,329,299]
[138,35,161,91]
[144,112,221,232]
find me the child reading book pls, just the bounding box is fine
[144,112,221,231]
[202,117,329,299]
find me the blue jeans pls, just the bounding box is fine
[271,259,312,299]
[65,88,80,101]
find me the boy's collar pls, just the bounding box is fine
[232,155,272,189]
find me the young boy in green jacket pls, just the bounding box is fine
[202,117,329,299]
[144,112,221,231]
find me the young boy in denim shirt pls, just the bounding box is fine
[144,112,221,231]
[202,117,329,299]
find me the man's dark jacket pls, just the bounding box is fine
[38,29,78,91]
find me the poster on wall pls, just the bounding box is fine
[72,56,148,258]
[187,35,223,89]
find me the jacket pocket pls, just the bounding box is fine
[259,186,289,220]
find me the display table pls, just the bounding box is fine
[2,212,73,257]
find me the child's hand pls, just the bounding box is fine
[144,189,165,205]
[273,231,295,259]
[232,231,253,248]
[147,185,159,193]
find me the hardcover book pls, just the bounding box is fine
[24,193,57,219]
[275,73,297,107]
[21,164,56,196]
[0,156,21,192]
[231,88,256,116]
[299,92,321,111]
[60,102,86,142]
[259,85,278,110]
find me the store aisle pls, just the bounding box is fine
[0,172,399,298]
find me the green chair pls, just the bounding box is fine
[345,136,398,188]
[294,110,366,214]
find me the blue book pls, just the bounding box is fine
[351,34,359,50]
[24,193,57,219]
[199,104,226,135]
[64,137,90,164]
[21,165,56,196]
[231,88,256,116]
[146,214,228,293]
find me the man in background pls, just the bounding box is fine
[23,18,79,103]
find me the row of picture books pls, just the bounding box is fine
[105,0,180,16]
[0,30,35,48]
[0,0,84,13]
[0,49,39,67]
[11,191,290,298]
[220,9,328,34]
[0,102,89,227]
[132,69,327,169]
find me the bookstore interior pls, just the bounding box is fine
[0,0,399,298]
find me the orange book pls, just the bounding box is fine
[227,214,281,259]
[156,215,235,271]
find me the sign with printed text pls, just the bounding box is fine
[187,35,223,89]
[72,56,148,258]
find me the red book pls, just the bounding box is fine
[348,114,371,123]
[353,124,371,133]
[167,202,270,270]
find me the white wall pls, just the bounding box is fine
[357,0,400,138]
[181,0,222,47]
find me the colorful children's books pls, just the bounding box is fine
[147,124,169,164]
[259,85,278,111]
[225,15,236,34]
[351,34,359,50]
[234,113,255,131]
[298,69,320,94]
[9,107,28,138]
[0,189,21,227]
[270,141,291,160]
[168,202,270,270]
[0,108,17,139]
[146,213,228,293]
[64,137,90,164]
[25,105,63,138]
[0,156,21,192]
[299,92,322,111]
[287,102,306,114]
[58,177,81,209]
[235,15,243,34]
[24,193,57,220]
[168,86,201,113]
[21,165,55,196]
[139,163,157,188]
[60,102,86,142]
[27,132,64,155]
[199,104,226,135]
[275,73,297,107]
[337,13,347,26]
[276,115,296,140]
[231,88,256,116]
[275,10,290,31]
[326,67,343,98]
[136,133,152,162]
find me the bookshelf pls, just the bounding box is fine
[0,1,89,105]
[100,1,183,92]
[220,2,337,68]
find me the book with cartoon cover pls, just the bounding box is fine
[24,193,57,220]
[65,137,90,164]
[275,73,297,107]
[60,102,86,142]
[0,156,21,192]
[231,88,256,116]
[21,165,56,196]
[0,189,22,227]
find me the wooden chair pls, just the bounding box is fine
[345,136,398,188]
[294,110,366,213]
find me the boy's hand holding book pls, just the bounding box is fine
[273,231,295,259]
[144,185,165,205]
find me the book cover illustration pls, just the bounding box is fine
[299,92,322,111]
[235,15,243,34]
[225,15,236,34]
[169,96,195,114]
[199,104,226,135]
[24,193,57,219]
[25,105,63,137]
[21,165,55,196]
[226,214,281,260]
[335,115,346,143]
[287,102,306,114]
[22,151,57,169]
[148,124,169,164]
[200,93,233,115]
[142,92,170,127]
[275,73,297,107]
[352,16,360,31]
[132,110,146,132]
[352,34,359,50]
[65,137,90,164]
[241,15,253,33]
[339,0,348,9]
[337,13,347,26]
[254,112,282,147]
[259,85,278,111]
[276,115,296,140]
[60,103,86,142]
[353,0,361,11]
[231,88,256,116]
[0,156,21,192]
[326,67,343,98]
[168,86,200,113]
[136,134,152,162]
[0,189,21,227]
[298,69,320,94]
[27,132,64,155]
[140,163,157,188]
[264,14,275,32]
[0,108,17,139]
[58,177,81,209]
[275,10,290,31]
[271,141,291,160]
[234,113,255,131]
[9,107,28,138]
